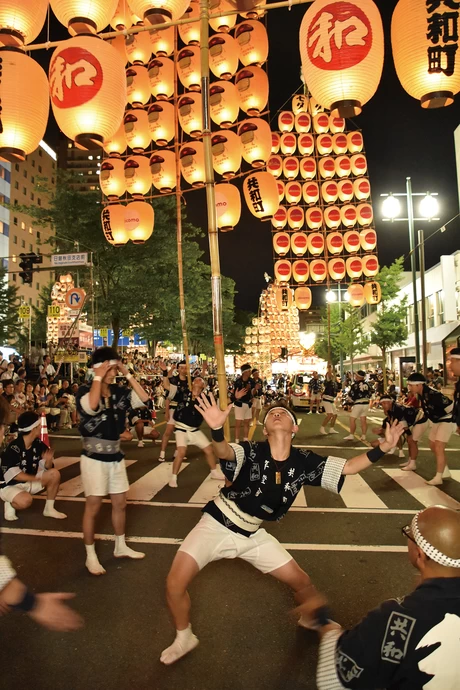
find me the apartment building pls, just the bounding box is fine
[57,136,101,193]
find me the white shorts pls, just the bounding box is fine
[179,513,293,574]
[351,404,369,419]
[323,401,337,415]
[80,455,129,497]
[428,421,455,444]
[234,403,252,421]
[411,421,428,442]
[252,398,262,410]
[175,429,210,450]
[0,473,44,503]
[309,394,322,402]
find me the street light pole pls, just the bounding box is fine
[418,228,428,374]
[406,177,421,372]
[338,286,344,381]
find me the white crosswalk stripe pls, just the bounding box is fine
[58,460,137,497]
[381,468,460,510]
[340,474,387,509]
[189,476,224,503]
[126,461,188,500]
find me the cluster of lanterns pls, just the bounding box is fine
[46,273,90,346]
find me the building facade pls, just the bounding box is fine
[57,136,101,193]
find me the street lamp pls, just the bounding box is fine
[381,179,440,374]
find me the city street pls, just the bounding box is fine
[2,407,460,690]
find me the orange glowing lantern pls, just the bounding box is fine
[298,133,315,155]
[277,180,285,202]
[364,281,381,305]
[362,254,379,277]
[125,200,154,244]
[295,112,311,133]
[243,171,279,220]
[285,181,302,205]
[348,131,364,153]
[328,258,346,281]
[148,101,175,145]
[347,283,365,307]
[326,232,343,255]
[310,259,327,282]
[178,93,203,137]
[300,157,316,180]
[353,178,370,201]
[273,232,291,256]
[332,132,348,155]
[126,29,151,64]
[338,179,354,202]
[215,183,241,231]
[291,232,308,256]
[106,34,127,66]
[280,133,297,156]
[346,256,363,279]
[209,34,240,79]
[101,203,128,246]
[126,65,151,105]
[178,0,200,44]
[212,130,242,178]
[236,20,269,65]
[307,233,325,255]
[272,206,288,229]
[313,112,329,133]
[351,154,367,176]
[335,155,351,178]
[357,203,373,226]
[274,260,292,283]
[104,122,127,157]
[150,26,174,56]
[295,286,312,310]
[271,132,281,153]
[50,0,118,35]
[318,157,335,179]
[124,155,151,198]
[148,57,174,99]
[360,228,377,251]
[292,93,308,114]
[209,0,237,32]
[235,66,269,115]
[267,154,283,178]
[278,111,295,132]
[180,142,205,187]
[124,110,150,153]
[302,181,319,205]
[209,81,240,127]
[341,205,358,228]
[100,158,125,199]
[324,206,341,230]
[150,150,176,193]
[321,180,338,204]
[287,206,305,230]
[177,46,201,91]
[293,260,310,283]
[128,0,191,24]
[283,156,300,180]
[306,207,323,230]
[0,0,48,46]
[329,116,345,133]
[238,118,271,168]
[344,230,361,253]
[317,133,333,155]
[276,285,293,311]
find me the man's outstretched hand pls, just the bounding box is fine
[195,392,232,430]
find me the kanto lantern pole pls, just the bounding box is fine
[200,0,230,435]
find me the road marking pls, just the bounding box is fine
[294,445,367,450]
[126,461,189,500]
[58,459,137,497]
[53,457,80,471]
[368,416,384,425]
[341,474,387,509]
[450,470,460,483]
[189,476,225,503]
[382,468,460,509]
[293,488,307,507]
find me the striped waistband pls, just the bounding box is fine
[82,437,121,455]
[214,494,263,533]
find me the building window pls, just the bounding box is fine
[31,192,34,200]
[51,177,55,184]
[36,282,40,290]
[14,199,18,205]
[12,255,16,262]
[39,149,42,157]
[52,162,56,169]
[14,163,19,171]
[14,181,19,190]
[29,243,33,251]
[426,295,435,330]
[408,304,414,334]
[38,165,42,173]
[21,239,25,248]
[37,198,41,206]
[32,160,35,168]
[31,176,35,183]
[12,273,16,282]
[22,186,27,195]
[21,221,25,230]
[28,297,32,304]
[29,226,32,234]
[13,217,17,226]
[436,291,445,325]
[13,235,17,244]
[23,170,27,178]
[37,231,41,239]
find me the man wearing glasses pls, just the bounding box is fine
[300,504,460,689]
[159,398,404,665]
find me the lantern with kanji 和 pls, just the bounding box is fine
[303,182,319,205]
[307,233,325,255]
[364,281,381,305]
[209,34,239,79]
[104,122,127,157]
[280,133,297,156]
[235,66,269,115]
[318,157,335,179]
[317,133,333,155]
[274,260,292,283]
[180,142,205,187]
[299,0,385,117]
[128,0,191,24]
[332,132,348,155]
[277,181,285,202]
[357,203,373,226]
[124,110,150,153]
[236,20,269,65]
[244,171,279,220]
[148,57,174,99]
[291,232,308,256]
[295,287,312,310]
[209,81,240,127]
[212,130,242,178]
[295,112,311,133]
[177,46,201,91]
[346,256,363,279]
[362,254,379,277]
[313,112,329,133]
[300,157,316,180]
[238,118,271,168]
[150,25,174,55]
[327,232,343,255]
[0,49,49,162]
[101,203,128,246]
[351,154,367,176]
[125,200,154,244]
[348,131,363,152]
[126,29,151,64]
[287,206,305,230]
[278,111,295,132]
[335,155,351,177]
[150,150,176,193]
[348,283,365,306]
[276,285,293,311]
[124,155,151,198]
[328,257,346,281]
[341,205,358,228]
[272,132,281,153]
[298,133,315,156]
[148,101,175,145]
[310,259,327,282]
[360,227,376,251]
[209,0,237,32]
[293,260,309,283]
[391,0,460,109]
[50,0,118,35]
[338,179,353,202]
[49,35,126,150]
[215,183,241,231]
[127,65,151,105]
[272,206,287,229]
[273,232,291,256]
[321,181,338,203]
[344,230,361,253]
[354,178,370,200]
[0,0,48,46]
[178,93,203,138]
[306,207,323,230]
[100,158,126,199]
[106,34,127,65]
[283,156,300,180]
[268,155,283,178]
[324,206,341,230]
[178,0,200,44]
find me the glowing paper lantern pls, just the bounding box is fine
[353,177,371,201]
[243,171,279,220]
[280,133,297,156]
[287,206,305,230]
[329,115,345,133]
[274,259,292,283]
[271,132,281,153]
[298,133,315,156]
[335,155,351,177]
[236,20,269,65]
[209,34,239,79]
[285,181,302,205]
[215,183,241,231]
[307,233,325,256]
[125,200,154,244]
[238,118,271,168]
[321,181,338,203]
[328,258,346,281]
[324,206,341,229]
[209,81,240,127]
[148,57,174,99]
[150,150,176,193]
[291,232,308,256]
[101,203,128,246]
[341,205,358,228]
[0,50,49,162]
[283,156,300,180]
[392,0,460,109]
[303,182,319,205]
[50,0,118,35]
[0,0,48,45]
[178,0,200,44]
[128,0,191,24]
[293,260,310,283]
[124,155,151,198]
[278,111,295,132]
[360,227,377,251]
[178,93,203,137]
[295,287,312,310]
[273,232,291,256]
[295,112,311,133]
[313,112,329,133]
[104,122,127,157]
[362,254,379,277]
[124,109,150,152]
[276,285,293,311]
[106,34,127,65]
[150,26,174,56]
[306,207,323,230]
[100,158,126,199]
[318,157,335,179]
[364,281,381,305]
[310,259,327,282]
[235,66,269,115]
[277,181,285,202]
[346,256,363,279]
[148,101,175,145]
[326,232,343,255]
[332,133,348,155]
[338,179,354,202]
[292,93,308,114]
[357,203,373,226]
[317,133,333,155]
[177,46,201,91]
[299,0,385,116]
[272,206,288,229]
[126,29,151,64]
[49,36,126,150]
[127,65,151,105]
[180,142,205,187]
[267,154,283,178]
[209,0,237,32]
[212,130,242,178]
[344,230,361,253]
[348,131,364,153]
[300,157,316,180]
[111,0,133,29]
[351,154,367,176]
[348,283,365,307]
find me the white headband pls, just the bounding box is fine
[264,407,297,427]
[93,360,119,369]
[411,514,460,568]
[18,419,41,433]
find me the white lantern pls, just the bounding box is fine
[215,183,241,231]
[124,109,150,152]
[127,0,191,24]
[150,150,176,193]
[177,46,201,91]
[127,65,151,105]
[209,0,237,32]
[212,130,242,178]
[50,0,118,35]
[0,0,48,45]
[238,118,271,168]
[125,200,154,244]
[209,33,239,80]
[148,101,175,145]
[148,56,174,99]
[100,157,126,199]
[178,92,203,138]
[101,203,128,246]
[126,29,151,64]
[178,0,200,44]
[180,141,205,187]
[124,154,152,198]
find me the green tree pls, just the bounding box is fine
[0,266,23,346]
[315,305,342,366]
[30,282,54,344]
[339,306,369,372]
[315,304,368,369]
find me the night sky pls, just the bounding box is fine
[38,1,460,313]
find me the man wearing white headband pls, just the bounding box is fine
[160,397,405,665]
[0,411,67,521]
[300,505,460,689]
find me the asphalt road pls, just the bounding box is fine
[2,407,459,690]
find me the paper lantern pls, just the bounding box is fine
[272,206,287,229]
[124,109,150,152]
[321,181,338,203]
[348,131,364,153]
[104,122,127,157]
[111,0,133,29]
[178,0,200,44]
[148,101,175,145]
[303,182,319,205]
[0,49,49,162]
[346,256,363,279]
[235,66,269,115]
[215,183,241,231]
[126,65,151,105]
[126,29,151,64]
[177,46,201,91]
[0,0,48,45]
[243,171,279,220]
[277,180,285,202]
[292,93,308,114]
[209,0,237,32]
[318,157,335,179]
[316,133,333,155]
[329,116,345,133]
[178,93,203,137]
[101,203,128,246]
[328,258,346,281]
[295,112,311,133]
[341,205,358,228]
[364,281,381,305]
[295,287,312,310]
[106,34,127,65]
[293,260,310,283]
[360,228,376,251]
[209,81,240,127]
[238,118,271,168]
[313,112,330,133]
[324,206,341,230]
[100,157,126,199]
[278,111,295,132]
[392,0,460,109]
[212,130,242,178]
[236,20,269,65]
[326,232,343,255]
[124,155,151,197]
[274,260,292,283]
[307,233,325,256]
[306,207,323,230]
[362,254,379,277]
[291,232,308,256]
[273,232,291,256]
[180,141,205,187]
[283,156,300,180]
[300,157,316,180]
[50,0,118,34]
[332,133,348,155]
[298,133,315,156]
[271,132,281,153]
[150,25,174,56]
[276,286,293,311]
[357,203,373,226]
[335,155,351,177]
[125,200,154,244]
[280,133,297,156]
[353,177,371,201]
[209,34,239,79]
[49,36,126,150]
[285,181,302,205]
[148,57,174,99]
[287,206,305,230]
[310,259,327,282]
[338,179,354,202]
[128,0,191,24]
[267,154,283,178]
[150,150,176,192]
[344,230,361,253]
[348,283,365,307]
[300,0,385,117]
[351,154,367,176]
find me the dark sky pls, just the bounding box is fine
[38,1,460,313]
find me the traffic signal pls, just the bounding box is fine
[281,347,288,360]
[18,253,42,284]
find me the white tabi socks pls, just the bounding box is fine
[114,534,145,560]
[160,625,199,665]
[43,499,67,519]
[85,543,106,576]
[4,502,18,521]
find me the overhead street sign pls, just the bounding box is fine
[65,288,86,309]
[52,253,89,267]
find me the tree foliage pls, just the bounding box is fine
[0,266,23,346]
[316,303,369,368]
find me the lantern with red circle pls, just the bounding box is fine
[351,154,367,177]
[180,142,206,187]
[104,122,127,157]
[124,155,151,198]
[126,30,151,65]
[280,133,297,156]
[293,260,310,283]
[310,259,327,282]
[338,179,354,202]
[363,255,379,277]
[295,287,312,310]
[306,207,323,230]
[364,281,381,305]
[125,200,154,244]
[300,157,316,180]
[328,258,346,281]
[332,132,348,155]
[101,203,128,246]
[298,133,315,156]
[353,178,371,200]
[209,0,237,32]
[178,93,203,137]
[273,232,291,256]
[177,46,201,91]
[209,81,240,127]
[148,57,174,99]
[307,233,325,256]
[348,283,365,307]
[303,182,319,205]
[212,130,242,178]
[360,228,377,251]
[295,112,311,133]
[321,180,338,203]
[238,118,271,168]
[277,181,285,202]
[285,181,302,205]
[178,0,201,45]
[327,232,343,255]
[150,26,174,56]
[278,111,295,133]
[271,132,281,153]
[267,154,283,178]
[274,260,292,283]
[341,205,358,228]
[324,206,341,230]
[357,203,373,226]
[313,112,329,133]
[272,206,288,229]
[243,171,279,220]
[209,34,239,79]
[291,232,308,256]
[150,150,176,193]
[329,116,345,133]
[100,158,125,199]
[344,230,361,253]
[346,256,363,279]
[335,155,351,178]
[348,131,364,153]
[215,183,241,231]
[236,20,269,65]
[283,156,300,180]
[317,133,333,156]
[124,110,150,153]
[126,65,150,105]
[318,157,335,179]
[287,206,304,230]
[235,66,269,116]
[148,101,175,146]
